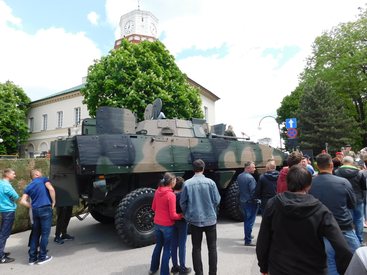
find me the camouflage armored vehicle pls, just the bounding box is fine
[50,100,285,247]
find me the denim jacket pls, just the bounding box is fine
[180,173,221,227]
[237,172,257,203]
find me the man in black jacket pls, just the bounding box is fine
[335,156,366,245]
[255,159,279,215]
[256,165,352,275]
[310,154,360,275]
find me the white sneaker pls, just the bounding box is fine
[37,256,53,265]
[28,260,37,265]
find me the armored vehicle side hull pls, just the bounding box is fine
[50,106,285,247]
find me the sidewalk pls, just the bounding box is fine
[2,215,261,275]
[3,214,367,274]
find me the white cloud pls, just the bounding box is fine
[105,0,138,39]
[0,0,22,27]
[1,0,364,149]
[142,0,364,147]
[101,0,365,147]
[0,1,101,101]
[87,11,100,26]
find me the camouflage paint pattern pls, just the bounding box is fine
[51,107,285,205]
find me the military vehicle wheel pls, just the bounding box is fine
[115,188,155,247]
[223,181,244,221]
[90,209,114,224]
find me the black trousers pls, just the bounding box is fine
[190,224,217,275]
[55,206,73,237]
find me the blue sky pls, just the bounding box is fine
[0,0,365,146]
[6,1,113,52]
[262,46,301,69]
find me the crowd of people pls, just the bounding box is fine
[253,146,367,275]
[1,146,367,274]
[148,147,367,275]
[0,168,74,265]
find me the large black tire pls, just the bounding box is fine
[223,181,244,221]
[90,209,115,224]
[115,188,155,247]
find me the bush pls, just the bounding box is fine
[0,158,51,233]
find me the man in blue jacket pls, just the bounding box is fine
[180,159,221,275]
[237,161,259,246]
[0,168,19,264]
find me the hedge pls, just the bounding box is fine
[0,159,60,233]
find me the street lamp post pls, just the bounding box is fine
[258,115,282,149]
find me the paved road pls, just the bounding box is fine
[4,215,261,275]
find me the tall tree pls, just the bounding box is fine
[298,81,357,154]
[277,86,303,123]
[301,7,367,147]
[81,39,203,120]
[277,7,367,148]
[276,83,305,150]
[0,81,31,155]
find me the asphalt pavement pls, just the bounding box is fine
[3,215,261,275]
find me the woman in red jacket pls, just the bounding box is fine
[149,172,183,275]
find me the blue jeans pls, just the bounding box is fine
[241,202,258,244]
[324,230,360,275]
[150,224,174,275]
[29,206,53,262]
[0,211,15,258]
[350,202,364,244]
[171,220,188,270]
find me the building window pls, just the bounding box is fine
[29,117,34,132]
[42,114,48,131]
[57,111,63,128]
[204,106,209,122]
[74,107,81,125]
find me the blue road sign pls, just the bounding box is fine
[286,118,297,129]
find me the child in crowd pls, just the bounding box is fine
[170,177,191,274]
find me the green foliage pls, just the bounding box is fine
[277,86,302,123]
[0,81,31,155]
[277,7,367,149]
[0,158,50,233]
[81,40,203,120]
[0,159,82,233]
[299,81,358,154]
[301,8,367,147]
[276,84,306,150]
